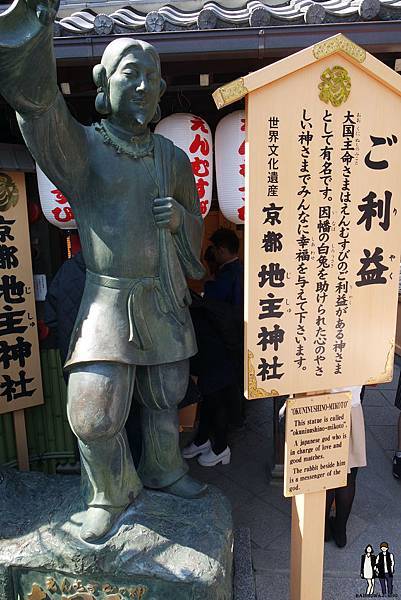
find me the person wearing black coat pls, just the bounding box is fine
[45,251,86,381]
[360,545,376,595]
[375,542,395,596]
[183,290,239,467]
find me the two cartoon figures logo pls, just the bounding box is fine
[360,542,395,596]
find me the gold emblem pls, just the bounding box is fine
[45,577,58,593]
[247,350,278,399]
[313,34,366,63]
[0,172,18,212]
[27,576,148,599]
[213,77,248,109]
[60,578,71,594]
[27,584,47,600]
[130,586,147,599]
[318,66,351,107]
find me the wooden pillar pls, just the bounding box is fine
[290,490,326,600]
[13,409,30,471]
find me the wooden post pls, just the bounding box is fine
[290,490,326,600]
[13,409,30,471]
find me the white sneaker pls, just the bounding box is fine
[182,440,211,459]
[198,446,231,467]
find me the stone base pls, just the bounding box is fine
[0,469,233,600]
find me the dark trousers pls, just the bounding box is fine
[379,574,393,595]
[195,384,239,454]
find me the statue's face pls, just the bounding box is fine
[108,48,160,128]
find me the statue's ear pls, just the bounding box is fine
[159,78,167,99]
[151,105,162,125]
[93,64,107,90]
[93,64,111,115]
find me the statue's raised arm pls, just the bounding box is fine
[0,0,88,199]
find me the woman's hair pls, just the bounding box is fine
[364,544,373,553]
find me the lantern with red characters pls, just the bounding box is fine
[215,110,246,224]
[36,164,77,229]
[155,114,213,218]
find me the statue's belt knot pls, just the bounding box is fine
[86,270,168,351]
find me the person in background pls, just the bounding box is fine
[44,251,86,383]
[204,228,245,426]
[375,542,395,596]
[360,544,376,595]
[392,373,401,479]
[204,227,243,306]
[325,386,367,548]
[183,290,236,466]
[203,244,219,278]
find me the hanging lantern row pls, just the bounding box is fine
[36,164,77,230]
[156,113,213,218]
[36,112,245,228]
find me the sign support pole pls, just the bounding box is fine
[290,490,326,600]
[13,409,30,471]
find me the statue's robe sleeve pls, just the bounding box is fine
[172,146,205,280]
[0,0,88,200]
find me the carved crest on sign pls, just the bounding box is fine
[0,172,18,212]
[318,66,351,107]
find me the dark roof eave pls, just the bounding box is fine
[54,21,401,64]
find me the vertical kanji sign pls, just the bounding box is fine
[0,171,43,414]
[215,34,401,399]
[213,34,401,600]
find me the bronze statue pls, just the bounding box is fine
[0,0,207,542]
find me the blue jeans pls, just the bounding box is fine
[379,574,393,595]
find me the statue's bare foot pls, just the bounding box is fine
[161,474,208,499]
[80,505,125,543]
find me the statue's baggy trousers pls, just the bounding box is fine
[67,360,189,509]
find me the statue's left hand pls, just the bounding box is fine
[153,197,184,234]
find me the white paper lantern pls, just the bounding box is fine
[215,110,246,224]
[36,164,77,229]
[156,113,213,218]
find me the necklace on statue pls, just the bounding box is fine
[95,120,154,159]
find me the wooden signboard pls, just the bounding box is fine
[0,171,43,415]
[214,34,401,399]
[284,392,351,496]
[213,34,401,600]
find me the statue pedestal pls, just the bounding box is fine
[0,470,233,599]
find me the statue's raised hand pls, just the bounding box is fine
[0,0,59,48]
[25,0,60,26]
[0,0,60,113]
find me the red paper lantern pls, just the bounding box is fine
[156,114,213,218]
[215,110,246,224]
[36,164,77,229]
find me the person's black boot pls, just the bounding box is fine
[330,517,347,548]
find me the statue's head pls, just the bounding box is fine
[93,38,166,129]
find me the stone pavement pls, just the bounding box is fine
[186,360,401,600]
